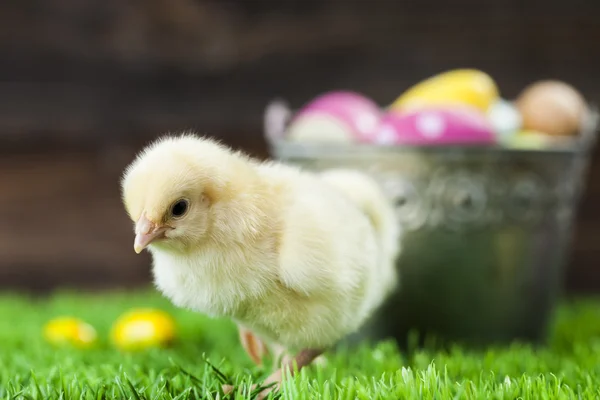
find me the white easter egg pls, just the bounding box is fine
[487,99,523,143]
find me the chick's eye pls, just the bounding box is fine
[171,200,189,217]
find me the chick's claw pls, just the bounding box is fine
[221,384,234,395]
[260,348,324,399]
[221,382,278,400]
[254,382,280,400]
[222,348,322,399]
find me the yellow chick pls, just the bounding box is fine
[120,133,401,397]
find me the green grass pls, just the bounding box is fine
[1,289,600,399]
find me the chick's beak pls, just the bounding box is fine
[134,214,167,254]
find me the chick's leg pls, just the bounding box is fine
[271,343,292,369]
[256,348,324,400]
[238,325,269,366]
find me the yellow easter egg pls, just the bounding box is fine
[391,69,499,112]
[43,317,98,349]
[111,308,176,351]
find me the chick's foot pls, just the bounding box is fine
[221,348,323,399]
[255,348,324,399]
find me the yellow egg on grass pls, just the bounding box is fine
[390,69,500,112]
[43,317,98,349]
[111,308,176,351]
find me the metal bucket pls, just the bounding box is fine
[263,100,599,347]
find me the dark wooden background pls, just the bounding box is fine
[1,0,599,293]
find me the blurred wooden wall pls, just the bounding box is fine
[1,0,599,293]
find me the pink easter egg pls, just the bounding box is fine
[373,106,497,146]
[286,91,382,143]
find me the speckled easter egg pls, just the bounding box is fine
[515,80,588,137]
[286,91,382,143]
[390,69,500,112]
[110,308,176,351]
[374,106,496,146]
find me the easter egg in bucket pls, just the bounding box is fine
[516,80,588,137]
[487,98,523,144]
[506,130,553,150]
[285,91,381,143]
[390,69,500,112]
[373,106,497,146]
[507,130,576,150]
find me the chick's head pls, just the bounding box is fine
[120,135,233,254]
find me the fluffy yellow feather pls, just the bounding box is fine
[120,133,401,397]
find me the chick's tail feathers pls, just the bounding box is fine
[319,168,401,295]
